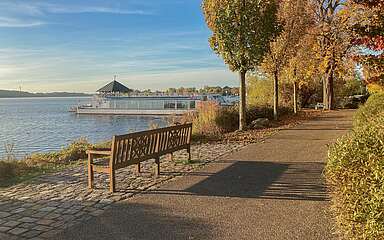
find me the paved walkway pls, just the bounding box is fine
[52,110,354,240]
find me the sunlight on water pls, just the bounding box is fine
[0,97,168,158]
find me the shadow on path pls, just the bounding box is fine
[146,161,328,201]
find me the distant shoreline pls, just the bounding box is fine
[0,90,91,98]
[0,96,91,99]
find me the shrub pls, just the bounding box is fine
[326,95,384,239]
[353,93,384,128]
[92,140,112,149]
[190,101,222,136]
[247,105,292,122]
[25,138,92,166]
[59,138,92,162]
[0,161,18,181]
[24,152,59,166]
[0,160,33,183]
[180,101,294,138]
[215,105,293,131]
[176,101,234,137]
[214,106,240,132]
[367,83,384,94]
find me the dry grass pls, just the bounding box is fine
[0,161,31,183]
[0,138,92,187]
[24,137,92,166]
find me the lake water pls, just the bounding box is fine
[0,97,168,159]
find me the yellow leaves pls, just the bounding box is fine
[278,32,322,89]
[247,75,274,106]
[261,0,314,80]
[367,84,384,94]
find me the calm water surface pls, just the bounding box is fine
[0,97,168,158]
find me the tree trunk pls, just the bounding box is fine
[328,70,334,109]
[300,87,314,108]
[239,70,247,131]
[293,81,298,114]
[323,76,328,109]
[273,71,279,121]
[323,67,335,110]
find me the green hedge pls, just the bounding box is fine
[353,93,384,128]
[326,94,384,239]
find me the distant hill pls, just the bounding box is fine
[0,90,91,98]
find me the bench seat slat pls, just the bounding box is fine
[87,150,111,155]
[92,165,110,173]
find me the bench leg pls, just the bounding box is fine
[187,146,191,161]
[87,153,94,191]
[109,168,116,193]
[137,162,141,174]
[155,157,160,176]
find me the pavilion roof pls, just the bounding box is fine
[97,80,132,93]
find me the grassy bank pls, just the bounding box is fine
[0,160,81,188]
[325,93,384,239]
[0,138,96,187]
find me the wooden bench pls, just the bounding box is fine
[86,123,192,192]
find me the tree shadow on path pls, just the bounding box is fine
[149,161,328,201]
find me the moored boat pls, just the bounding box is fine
[71,79,238,115]
[73,80,199,115]
[75,95,198,115]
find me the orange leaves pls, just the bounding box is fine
[354,36,384,51]
[352,0,384,7]
[347,0,384,89]
[261,0,313,75]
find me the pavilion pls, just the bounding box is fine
[97,80,132,95]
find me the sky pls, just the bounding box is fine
[0,0,237,93]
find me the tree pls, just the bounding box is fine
[281,33,321,111]
[202,0,279,130]
[176,87,186,95]
[166,88,177,95]
[261,0,313,119]
[348,0,384,92]
[247,74,274,107]
[311,0,353,110]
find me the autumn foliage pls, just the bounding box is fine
[348,0,384,91]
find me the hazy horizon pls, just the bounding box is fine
[0,0,237,93]
[0,83,239,94]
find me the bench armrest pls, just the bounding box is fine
[87,149,112,156]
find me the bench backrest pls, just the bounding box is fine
[110,123,192,169]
